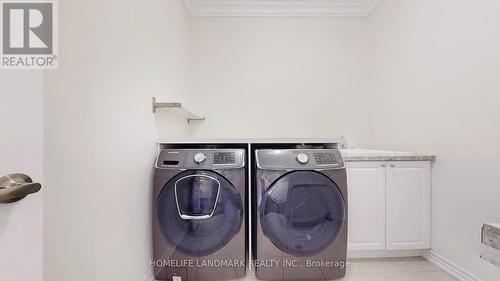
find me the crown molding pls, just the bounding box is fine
[182,0,384,17]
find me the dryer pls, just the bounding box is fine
[153,148,247,281]
[253,149,347,281]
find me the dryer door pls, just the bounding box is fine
[260,171,346,256]
[157,170,243,256]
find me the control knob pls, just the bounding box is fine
[296,153,309,165]
[194,152,207,165]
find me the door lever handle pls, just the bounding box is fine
[0,174,42,203]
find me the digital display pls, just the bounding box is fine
[314,153,337,165]
[214,152,236,164]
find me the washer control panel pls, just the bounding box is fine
[157,149,245,169]
[314,152,338,165]
[256,149,344,170]
[213,152,236,164]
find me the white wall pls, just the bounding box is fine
[43,0,190,280]
[368,1,500,280]
[187,17,371,147]
[0,71,43,281]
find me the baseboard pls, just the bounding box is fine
[422,250,483,281]
[348,249,423,259]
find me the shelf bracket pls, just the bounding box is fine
[152,97,205,123]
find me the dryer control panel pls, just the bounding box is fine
[157,149,245,169]
[256,149,344,170]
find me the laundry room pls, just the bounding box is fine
[1,1,500,281]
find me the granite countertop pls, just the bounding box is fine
[340,148,436,162]
[482,223,500,254]
[485,223,500,230]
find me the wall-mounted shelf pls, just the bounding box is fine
[152,97,205,123]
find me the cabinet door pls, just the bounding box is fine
[386,161,431,250]
[346,162,386,251]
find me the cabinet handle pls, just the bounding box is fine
[380,163,386,167]
[389,164,395,168]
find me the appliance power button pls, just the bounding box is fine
[193,152,207,165]
[296,153,309,165]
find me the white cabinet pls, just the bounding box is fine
[346,161,431,252]
[346,162,386,251]
[386,161,431,250]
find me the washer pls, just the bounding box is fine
[153,148,247,281]
[253,149,348,281]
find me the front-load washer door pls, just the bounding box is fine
[260,171,346,256]
[157,170,243,256]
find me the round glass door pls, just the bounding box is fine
[157,170,243,256]
[260,171,346,256]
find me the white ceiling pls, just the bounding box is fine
[182,0,384,17]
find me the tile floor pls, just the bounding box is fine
[242,257,457,281]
